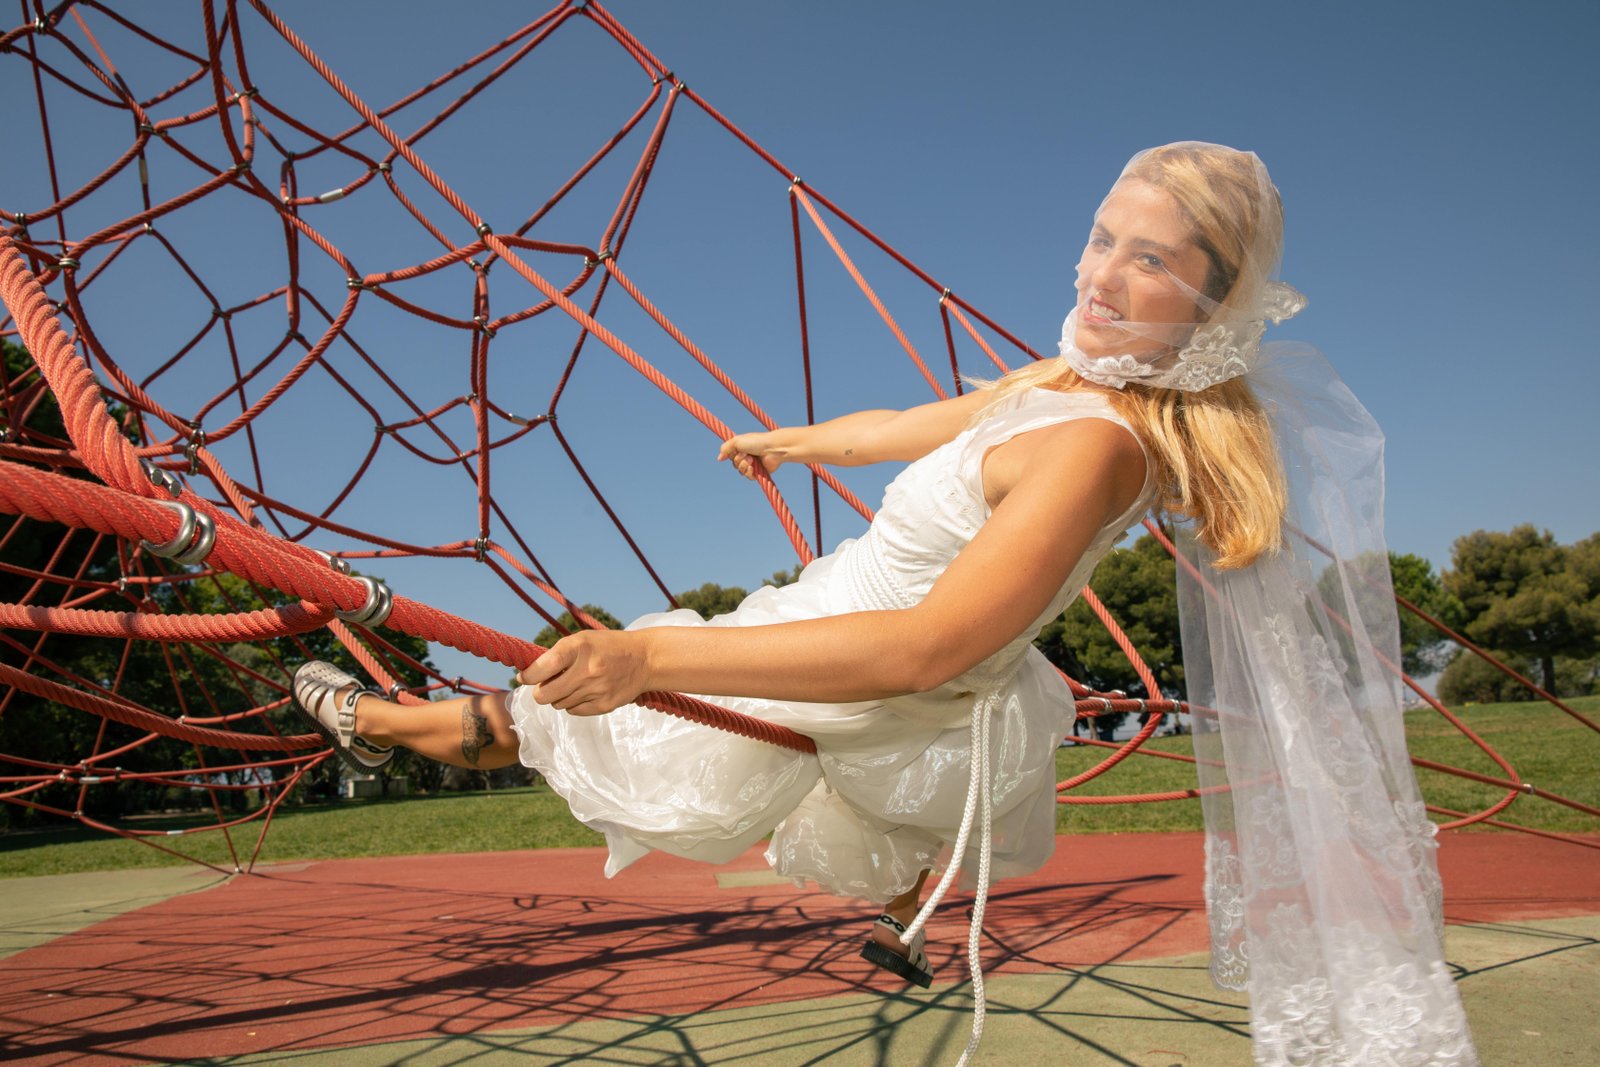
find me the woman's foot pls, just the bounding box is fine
[292,661,395,774]
[860,911,934,988]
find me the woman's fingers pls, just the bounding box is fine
[518,631,647,715]
[719,432,780,481]
[517,643,567,687]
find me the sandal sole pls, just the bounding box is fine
[860,940,934,988]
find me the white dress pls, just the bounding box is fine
[508,387,1157,902]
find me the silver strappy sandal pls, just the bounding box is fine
[292,660,395,774]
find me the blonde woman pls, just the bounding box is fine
[297,144,1476,1064]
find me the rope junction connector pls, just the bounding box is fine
[474,536,489,561]
[473,316,496,339]
[334,574,393,628]
[57,256,79,271]
[939,287,952,305]
[185,426,206,474]
[140,458,183,498]
[584,249,613,269]
[140,499,218,566]
[475,222,493,237]
[315,550,352,575]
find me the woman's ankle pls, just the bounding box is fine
[350,691,398,747]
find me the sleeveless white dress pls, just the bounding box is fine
[508,387,1156,902]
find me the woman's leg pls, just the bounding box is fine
[872,868,931,954]
[348,688,523,770]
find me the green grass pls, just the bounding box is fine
[1056,694,1600,836]
[5,696,1597,879]
[0,786,602,879]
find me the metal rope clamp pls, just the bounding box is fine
[140,499,217,566]
[334,573,393,628]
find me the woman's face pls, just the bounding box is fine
[1073,180,1215,358]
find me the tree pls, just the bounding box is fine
[674,582,749,620]
[1,339,440,815]
[1442,526,1600,695]
[533,604,622,650]
[1387,552,1458,676]
[1035,535,1181,739]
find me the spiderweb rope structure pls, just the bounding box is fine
[1,1,1595,876]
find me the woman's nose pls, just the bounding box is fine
[1088,256,1123,293]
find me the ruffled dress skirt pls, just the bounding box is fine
[507,540,1076,903]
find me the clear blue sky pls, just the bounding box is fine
[5,1,1597,686]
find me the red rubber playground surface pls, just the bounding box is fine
[2,830,1598,1065]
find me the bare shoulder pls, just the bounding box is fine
[983,415,1148,513]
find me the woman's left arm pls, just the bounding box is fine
[519,418,1147,715]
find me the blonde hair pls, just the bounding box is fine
[982,144,1288,569]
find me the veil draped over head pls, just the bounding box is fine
[1072,144,1479,1063]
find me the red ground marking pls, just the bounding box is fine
[2,831,1596,1065]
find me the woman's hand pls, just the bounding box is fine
[517,630,650,716]
[718,431,789,480]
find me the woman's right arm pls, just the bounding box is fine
[719,388,991,478]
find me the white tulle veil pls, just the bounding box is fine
[1180,341,1478,1064]
[1078,144,1479,1063]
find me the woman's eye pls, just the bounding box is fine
[1137,253,1165,269]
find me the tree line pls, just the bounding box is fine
[534,525,1599,724]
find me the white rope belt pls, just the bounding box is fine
[901,688,999,1065]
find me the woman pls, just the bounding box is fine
[295,144,1478,1064]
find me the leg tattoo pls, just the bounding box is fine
[461,705,495,766]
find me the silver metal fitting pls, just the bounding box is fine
[185,426,206,468]
[57,256,79,271]
[474,536,489,561]
[315,550,352,575]
[140,458,183,497]
[141,499,217,566]
[939,287,952,305]
[334,574,393,628]
[475,222,492,237]
[583,249,613,269]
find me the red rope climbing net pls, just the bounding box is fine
[2,1,1594,873]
